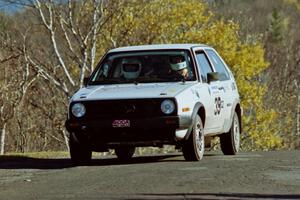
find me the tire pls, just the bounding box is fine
[220,112,240,155]
[69,133,92,166]
[115,147,135,161]
[182,114,205,161]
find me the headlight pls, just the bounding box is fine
[71,103,86,118]
[161,99,175,114]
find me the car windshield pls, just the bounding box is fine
[89,50,196,85]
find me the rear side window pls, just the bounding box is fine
[195,52,213,83]
[206,50,230,81]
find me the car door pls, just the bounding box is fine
[205,48,233,131]
[194,50,224,133]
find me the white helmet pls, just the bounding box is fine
[121,58,142,79]
[169,55,187,71]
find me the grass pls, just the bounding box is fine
[5,151,70,159]
[2,146,179,159]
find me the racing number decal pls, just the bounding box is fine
[214,97,222,115]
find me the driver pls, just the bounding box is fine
[169,55,189,79]
[121,58,142,79]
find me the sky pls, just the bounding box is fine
[0,1,26,14]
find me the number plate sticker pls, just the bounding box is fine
[112,120,130,128]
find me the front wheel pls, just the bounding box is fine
[115,147,135,162]
[220,112,240,155]
[69,133,92,166]
[182,115,205,161]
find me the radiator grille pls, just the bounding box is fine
[70,98,176,119]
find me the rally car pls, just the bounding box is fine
[65,44,242,165]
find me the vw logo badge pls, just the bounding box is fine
[125,104,136,114]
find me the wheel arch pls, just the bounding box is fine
[184,102,206,140]
[235,103,242,133]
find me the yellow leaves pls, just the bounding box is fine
[96,0,283,150]
[236,43,268,75]
[283,0,300,11]
[242,106,283,150]
[106,0,211,45]
[224,40,277,150]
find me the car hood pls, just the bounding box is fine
[71,82,197,101]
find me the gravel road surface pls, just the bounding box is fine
[0,150,300,200]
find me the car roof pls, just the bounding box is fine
[108,44,209,53]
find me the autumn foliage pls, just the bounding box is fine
[97,0,283,150]
[1,0,291,153]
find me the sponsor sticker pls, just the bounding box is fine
[112,120,130,128]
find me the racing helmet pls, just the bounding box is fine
[169,55,187,71]
[121,58,142,79]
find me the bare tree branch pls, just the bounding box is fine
[90,0,104,71]
[26,55,70,96]
[59,15,83,66]
[0,54,20,64]
[34,0,76,86]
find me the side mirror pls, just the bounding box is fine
[83,77,90,87]
[207,72,219,84]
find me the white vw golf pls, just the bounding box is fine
[65,44,242,165]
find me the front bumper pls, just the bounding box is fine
[66,116,180,132]
[65,116,180,146]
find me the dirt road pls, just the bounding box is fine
[0,150,300,200]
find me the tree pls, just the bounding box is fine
[0,0,125,152]
[0,13,21,154]
[267,8,288,44]
[0,0,287,152]
[207,0,300,148]
[97,0,283,150]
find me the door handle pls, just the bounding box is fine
[218,87,224,90]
